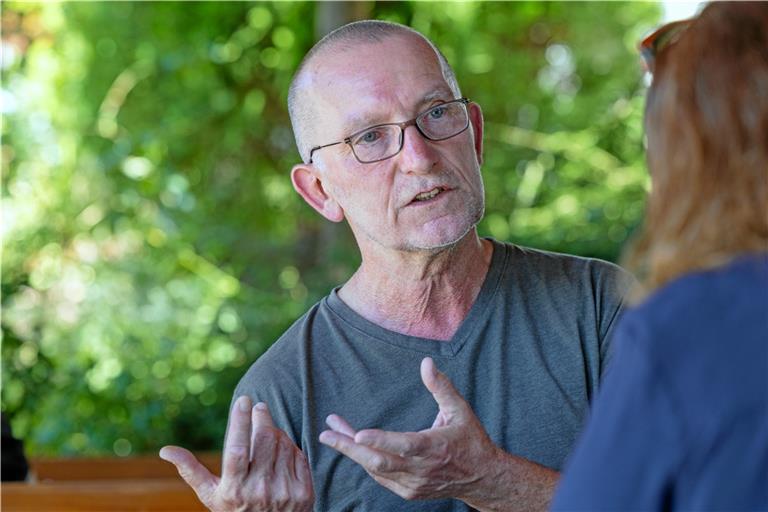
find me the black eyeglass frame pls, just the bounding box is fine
[307,98,471,164]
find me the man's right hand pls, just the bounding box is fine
[160,396,314,512]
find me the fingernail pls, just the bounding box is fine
[254,402,267,411]
[237,396,250,412]
[319,431,334,446]
[158,447,171,462]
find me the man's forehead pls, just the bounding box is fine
[312,31,439,73]
[339,87,455,128]
[309,33,446,91]
[310,83,456,135]
[303,35,454,130]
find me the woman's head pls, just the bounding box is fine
[628,2,768,298]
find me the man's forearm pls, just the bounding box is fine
[461,448,559,512]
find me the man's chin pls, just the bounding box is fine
[406,205,484,252]
[400,223,478,253]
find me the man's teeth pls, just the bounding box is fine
[414,188,441,201]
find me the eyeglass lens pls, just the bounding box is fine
[350,101,469,163]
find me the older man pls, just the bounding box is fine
[161,20,629,511]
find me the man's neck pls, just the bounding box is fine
[338,233,494,341]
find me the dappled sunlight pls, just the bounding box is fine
[2,1,661,457]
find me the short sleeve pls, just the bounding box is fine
[596,263,636,380]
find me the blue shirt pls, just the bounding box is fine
[552,254,768,511]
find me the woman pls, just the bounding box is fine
[552,2,768,510]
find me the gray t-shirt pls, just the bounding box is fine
[233,240,631,511]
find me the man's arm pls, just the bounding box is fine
[318,357,558,512]
[160,396,314,512]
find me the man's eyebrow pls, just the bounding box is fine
[342,113,383,134]
[341,88,456,133]
[419,89,455,106]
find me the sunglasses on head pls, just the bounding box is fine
[639,19,692,74]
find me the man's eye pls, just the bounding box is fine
[356,130,381,145]
[428,106,446,119]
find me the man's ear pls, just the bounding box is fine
[469,102,484,166]
[290,164,345,222]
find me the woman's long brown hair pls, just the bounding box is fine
[624,2,768,301]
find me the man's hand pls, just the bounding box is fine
[318,357,557,511]
[160,396,314,512]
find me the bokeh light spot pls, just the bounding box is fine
[113,438,132,457]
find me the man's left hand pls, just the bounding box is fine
[318,357,510,505]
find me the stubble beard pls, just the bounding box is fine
[392,195,485,253]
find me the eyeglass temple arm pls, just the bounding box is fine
[308,141,345,164]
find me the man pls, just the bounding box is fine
[160,20,629,511]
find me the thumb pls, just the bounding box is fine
[159,446,218,503]
[420,357,469,418]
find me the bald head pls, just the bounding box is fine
[287,20,462,163]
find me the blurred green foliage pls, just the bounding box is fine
[1,1,660,456]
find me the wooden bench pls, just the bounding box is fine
[2,453,221,512]
[2,480,206,511]
[29,453,221,482]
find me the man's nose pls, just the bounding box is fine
[397,125,438,174]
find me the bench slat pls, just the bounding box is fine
[30,453,221,482]
[2,480,206,511]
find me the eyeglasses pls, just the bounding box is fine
[308,98,471,164]
[639,19,692,75]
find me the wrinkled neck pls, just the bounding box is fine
[338,234,493,340]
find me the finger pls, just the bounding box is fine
[250,402,276,461]
[159,446,218,503]
[354,429,424,457]
[221,395,253,482]
[252,401,276,428]
[250,405,281,476]
[319,430,403,475]
[326,414,357,437]
[420,357,468,418]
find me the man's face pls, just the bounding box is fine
[300,34,485,253]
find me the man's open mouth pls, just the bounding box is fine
[411,187,449,203]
